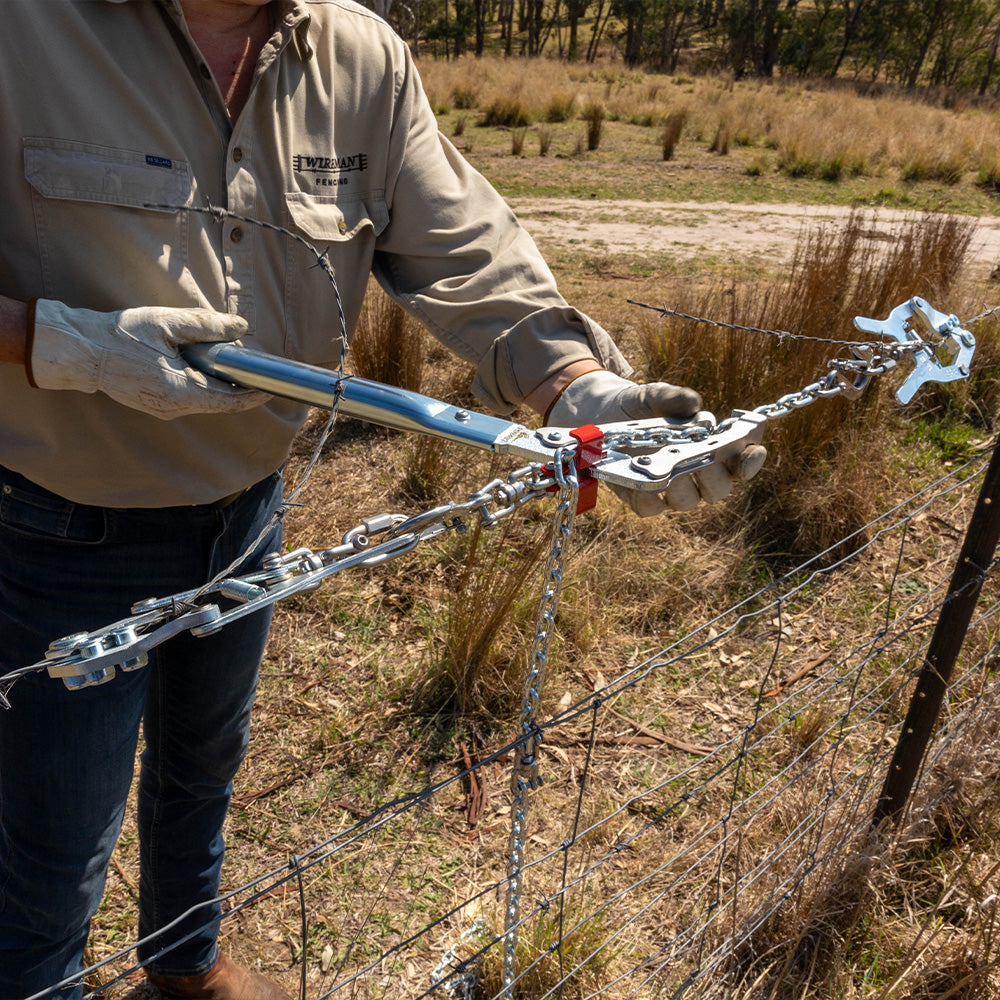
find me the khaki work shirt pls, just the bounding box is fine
[0,0,630,507]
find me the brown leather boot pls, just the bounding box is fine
[146,953,293,1000]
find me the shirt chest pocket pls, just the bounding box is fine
[23,138,194,308]
[282,190,389,364]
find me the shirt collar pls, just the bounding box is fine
[109,1,314,60]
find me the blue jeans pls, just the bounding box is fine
[0,466,284,999]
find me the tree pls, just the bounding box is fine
[586,0,613,61]
[424,0,476,58]
[655,0,699,72]
[901,0,950,88]
[716,0,799,77]
[979,10,1000,94]
[472,0,488,54]
[614,0,647,67]
[829,0,875,77]
[566,0,590,60]
[780,0,838,77]
[498,0,514,55]
[526,0,546,54]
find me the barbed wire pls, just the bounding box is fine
[627,299,1000,344]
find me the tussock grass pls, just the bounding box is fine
[482,95,532,128]
[661,108,688,161]
[419,58,1000,201]
[583,101,605,152]
[473,897,617,999]
[709,122,730,156]
[412,514,545,720]
[536,125,553,157]
[637,210,982,559]
[772,100,874,179]
[397,436,463,505]
[451,82,479,111]
[545,89,577,124]
[977,144,1000,194]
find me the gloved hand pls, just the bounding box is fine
[26,299,268,420]
[547,369,766,515]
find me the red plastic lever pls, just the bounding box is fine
[546,424,603,513]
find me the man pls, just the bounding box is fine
[0,2,763,998]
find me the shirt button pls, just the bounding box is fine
[230,227,244,243]
[337,221,347,235]
[232,147,244,163]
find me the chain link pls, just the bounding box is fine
[502,450,579,997]
[1,464,563,701]
[430,919,485,999]
[622,302,942,440]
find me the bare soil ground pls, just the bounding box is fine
[510,198,1000,279]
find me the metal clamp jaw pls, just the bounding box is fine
[853,296,976,404]
[39,605,222,691]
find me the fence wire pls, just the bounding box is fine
[49,444,1000,1000]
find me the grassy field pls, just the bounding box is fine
[93,63,1000,1000]
[418,58,1000,215]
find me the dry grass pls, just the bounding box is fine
[661,108,688,161]
[729,721,1000,1000]
[350,281,425,393]
[583,101,605,152]
[418,58,1000,211]
[411,512,546,721]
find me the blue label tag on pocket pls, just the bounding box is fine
[145,155,173,169]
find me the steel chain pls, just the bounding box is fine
[430,919,485,999]
[502,450,579,997]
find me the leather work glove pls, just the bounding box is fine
[26,300,268,420]
[547,369,767,515]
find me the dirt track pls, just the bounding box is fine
[508,198,1000,279]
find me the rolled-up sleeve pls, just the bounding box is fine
[371,49,631,414]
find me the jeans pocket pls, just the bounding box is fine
[0,476,108,544]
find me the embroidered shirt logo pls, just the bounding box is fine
[294,152,368,186]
